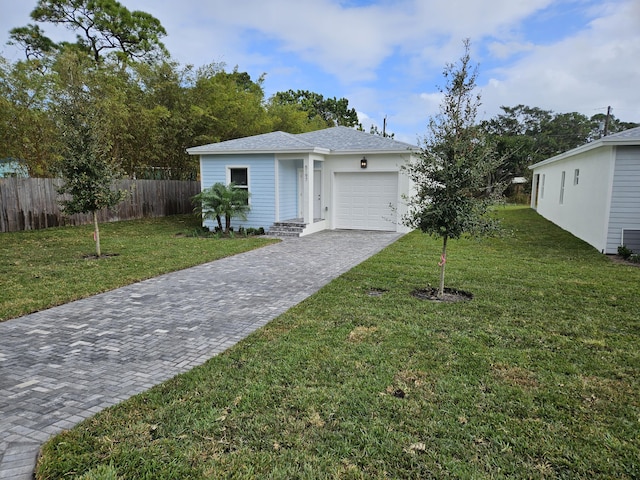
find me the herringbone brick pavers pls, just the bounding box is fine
[0,230,400,479]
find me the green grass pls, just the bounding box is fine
[36,207,640,479]
[0,215,277,321]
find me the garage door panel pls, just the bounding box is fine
[334,172,398,231]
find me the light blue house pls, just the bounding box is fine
[529,126,640,254]
[187,126,417,236]
[0,159,28,178]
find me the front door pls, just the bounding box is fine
[314,171,322,219]
[298,168,322,220]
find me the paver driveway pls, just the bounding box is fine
[0,230,401,479]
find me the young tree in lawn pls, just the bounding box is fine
[55,51,127,257]
[192,182,250,234]
[403,40,503,298]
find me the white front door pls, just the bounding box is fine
[298,168,322,220]
[314,171,322,219]
[297,168,303,218]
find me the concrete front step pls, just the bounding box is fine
[267,222,306,237]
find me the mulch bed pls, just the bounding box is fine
[411,286,473,303]
[608,255,640,268]
[82,253,120,260]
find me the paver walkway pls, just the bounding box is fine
[0,230,401,479]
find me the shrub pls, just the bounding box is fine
[618,245,633,260]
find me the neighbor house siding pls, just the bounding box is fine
[200,153,276,230]
[278,159,301,221]
[606,146,640,253]
[534,148,613,252]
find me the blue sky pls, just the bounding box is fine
[1,0,639,144]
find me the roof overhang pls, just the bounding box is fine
[329,148,417,155]
[187,147,417,156]
[529,136,640,170]
[186,146,330,156]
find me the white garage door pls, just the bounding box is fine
[334,172,398,231]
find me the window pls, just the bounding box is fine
[540,174,545,199]
[228,167,249,204]
[560,171,566,204]
[574,168,580,185]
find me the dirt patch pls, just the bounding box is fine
[608,255,640,268]
[492,363,539,389]
[82,253,120,260]
[411,286,473,302]
[347,326,378,343]
[367,288,388,297]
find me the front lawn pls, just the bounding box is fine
[0,215,277,321]
[36,207,640,479]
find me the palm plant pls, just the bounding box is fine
[192,182,250,234]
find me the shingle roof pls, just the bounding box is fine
[187,126,417,155]
[529,126,640,169]
[296,126,416,152]
[186,131,317,154]
[603,126,640,141]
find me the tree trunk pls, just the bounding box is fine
[438,235,448,297]
[225,215,231,234]
[93,211,101,257]
[216,215,223,232]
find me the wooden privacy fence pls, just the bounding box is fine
[0,178,201,233]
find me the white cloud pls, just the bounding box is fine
[481,0,640,120]
[135,0,560,84]
[487,41,535,60]
[0,0,637,142]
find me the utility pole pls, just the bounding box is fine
[383,116,387,137]
[604,106,612,136]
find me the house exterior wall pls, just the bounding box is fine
[198,150,414,234]
[199,153,276,230]
[323,152,413,233]
[532,147,614,253]
[606,146,640,253]
[277,158,301,221]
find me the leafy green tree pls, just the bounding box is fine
[7,24,58,61]
[590,112,639,137]
[481,105,602,195]
[265,100,325,133]
[127,61,198,180]
[403,40,502,298]
[188,64,272,145]
[0,56,60,176]
[192,182,250,234]
[270,89,359,127]
[10,0,167,64]
[54,50,127,256]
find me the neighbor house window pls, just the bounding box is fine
[574,168,580,185]
[560,171,566,204]
[541,174,545,199]
[228,167,249,204]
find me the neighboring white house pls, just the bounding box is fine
[529,126,640,254]
[187,126,417,236]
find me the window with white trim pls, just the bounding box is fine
[540,174,545,198]
[573,168,580,185]
[560,171,566,204]
[228,167,249,204]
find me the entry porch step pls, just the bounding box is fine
[266,220,306,238]
[266,218,324,238]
